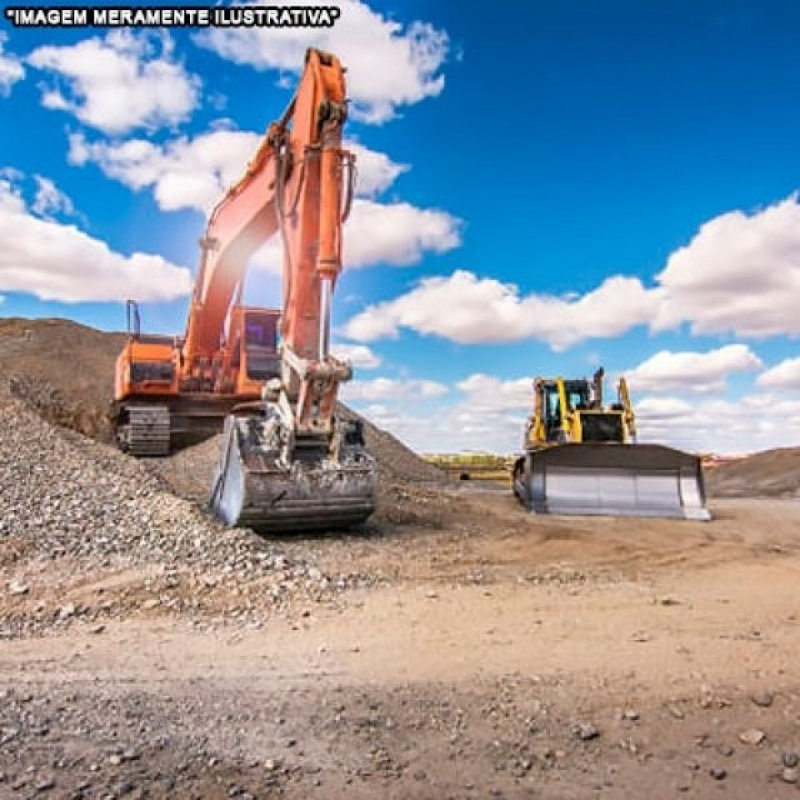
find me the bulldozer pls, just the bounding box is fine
[512,368,711,520]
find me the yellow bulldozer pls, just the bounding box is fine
[512,368,711,520]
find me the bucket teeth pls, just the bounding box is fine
[210,411,377,532]
[514,443,711,521]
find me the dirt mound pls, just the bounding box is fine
[0,317,126,441]
[705,447,800,498]
[0,316,446,492]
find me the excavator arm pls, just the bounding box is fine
[203,48,376,531]
[182,49,354,434]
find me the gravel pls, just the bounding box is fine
[0,398,369,638]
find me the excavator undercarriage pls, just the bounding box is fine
[513,370,711,521]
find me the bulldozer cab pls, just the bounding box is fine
[537,378,626,445]
[541,379,591,441]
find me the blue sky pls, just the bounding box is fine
[2,0,800,455]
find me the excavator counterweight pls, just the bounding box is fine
[112,49,377,532]
[512,370,711,521]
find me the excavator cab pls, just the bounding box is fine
[514,370,711,521]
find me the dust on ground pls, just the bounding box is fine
[2,318,800,799]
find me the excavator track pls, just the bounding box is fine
[116,405,171,457]
[210,410,377,532]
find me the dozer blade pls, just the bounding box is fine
[514,443,711,521]
[210,414,377,532]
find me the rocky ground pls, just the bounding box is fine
[2,318,800,799]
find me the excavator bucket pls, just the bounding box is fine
[210,412,377,532]
[514,443,711,521]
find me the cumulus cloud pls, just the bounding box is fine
[0,175,190,303]
[344,270,658,348]
[624,345,763,394]
[0,33,24,96]
[28,31,200,134]
[195,0,449,124]
[653,196,800,337]
[330,342,381,369]
[455,374,532,411]
[70,131,416,208]
[340,376,447,402]
[240,198,461,274]
[634,393,800,455]
[757,358,800,390]
[348,141,409,196]
[345,195,800,349]
[71,131,461,269]
[69,128,262,212]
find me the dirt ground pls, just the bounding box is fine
[2,318,800,798]
[3,490,800,799]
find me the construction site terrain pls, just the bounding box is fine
[2,318,800,799]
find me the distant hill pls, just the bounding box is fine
[704,447,800,498]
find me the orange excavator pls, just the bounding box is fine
[111,48,377,531]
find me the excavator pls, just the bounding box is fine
[512,369,711,520]
[111,48,377,531]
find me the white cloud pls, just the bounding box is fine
[757,358,800,390]
[633,393,800,455]
[344,270,658,348]
[634,396,695,420]
[331,342,381,369]
[346,195,800,349]
[653,196,800,337]
[455,374,532,411]
[69,128,262,212]
[70,130,421,214]
[344,199,460,267]
[0,176,190,303]
[230,198,461,274]
[624,345,763,394]
[32,176,75,218]
[28,31,200,134]
[0,33,24,96]
[340,376,447,402]
[71,130,461,271]
[348,141,409,196]
[195,0,449,124]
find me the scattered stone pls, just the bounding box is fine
[782,767,799,784]
[709,767,727,781]
[783,752,799,769]
[667,704,685,720]
[108,754,122,766]
[738,728,766,746]
[716,744,734,757]
[751,689,774,708]
[8,580,29,596]
[58,603,76,620]
[572,722,600,741]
